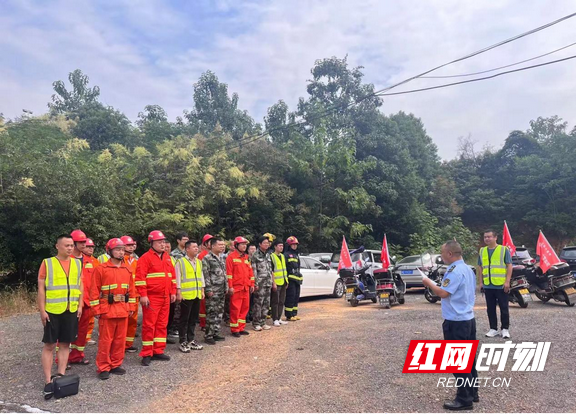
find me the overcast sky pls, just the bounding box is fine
[1,0,575,159]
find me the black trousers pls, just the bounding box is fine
[442,319,479,405]
[285,281,301,318]
[484,288,510,330]
[179,298,200,343]
[271,283,288,321]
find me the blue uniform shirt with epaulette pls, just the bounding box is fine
[440,259,476,321]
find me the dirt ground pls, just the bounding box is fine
[1,289,575,413]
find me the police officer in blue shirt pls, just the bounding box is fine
[422,240,478,411]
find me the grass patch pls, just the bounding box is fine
[0,284,37,318]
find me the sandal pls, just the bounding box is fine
[70,359,90,365]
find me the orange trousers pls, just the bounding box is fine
[125,301,139,348]
[229,289,250,333]
[69,303,91,362]
[96,317,129,373]
[86,316,95,341]
[139,295,169,357]
[199,298,206,328]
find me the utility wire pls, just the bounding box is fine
[374,54,576,97]
[219,12,576,152]
[420,41,576,78]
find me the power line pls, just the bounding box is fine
[220,11,576,152]
[420,41,576,78]
[374,54,576,97]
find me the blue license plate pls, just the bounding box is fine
[401,270,413,275]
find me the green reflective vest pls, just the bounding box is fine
[177,257,203,300]
[271,253,288,286]
[44,257,81,314]
[480,245,507,286]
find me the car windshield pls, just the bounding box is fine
[514,249,531,259]
[398,253,432,265]
[561,249,576,258]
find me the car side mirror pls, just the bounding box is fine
[436,256,444,264]
[391,255,397,261]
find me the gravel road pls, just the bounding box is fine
[1,290,575,413]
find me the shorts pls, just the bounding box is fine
[42,310,79,344]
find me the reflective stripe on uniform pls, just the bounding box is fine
[153,337,166,343]
[142,341,154,346]
[146,272,165,278]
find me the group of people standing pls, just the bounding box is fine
[38,229,302,399]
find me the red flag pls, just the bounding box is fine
[338,236,353,272]
[536,231,561,273]
[502,221,516,256]
[381,234,391,268]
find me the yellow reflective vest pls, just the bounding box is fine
[98,253,110,264]
[271,253,288,286]
[176,257,203,300]
[44,257,82,314]
[480,245,507,286]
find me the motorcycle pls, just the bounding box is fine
[526,262,576,306]
[373,268,406,308]
[424,264,443,304]
[340,265,378,307]
[508,265,533,308]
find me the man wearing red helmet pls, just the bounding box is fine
[68,230,96,365]
[197,234,214,330]
[89,238,137,379]
[226,236,254,337]
[83,238,99,345]
[284,236,303,321]
[135,230,176,366]
[121,236,140,352]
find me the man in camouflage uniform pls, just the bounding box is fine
[251,235,274,331]
[202,237,227,345]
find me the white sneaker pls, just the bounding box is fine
[485,329,500,338]
[253,325,263,331]
[262,324,272,330]
[279,320,288,325]
[501,329,511,339]
[273,320,281,327]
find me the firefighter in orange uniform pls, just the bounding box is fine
[68,229,95,364]
[135,230,176,366]
[89,238,136,379]
[197,234,214,330]
[226,237,254,337]
[83,238,99,345]
[121,235,139,352]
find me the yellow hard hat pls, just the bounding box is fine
[263,232,276,242]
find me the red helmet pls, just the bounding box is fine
[148,230,167,243]
[285,236,299,245]
[233,236,249,247]
[85,238,95,247]
[70,229,87,242]
[120,235,136,246]
[106,238,125,253]
[202,234,214,245]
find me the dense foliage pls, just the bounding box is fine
[2,58,574,280]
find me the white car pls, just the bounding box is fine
[299,256,345,298]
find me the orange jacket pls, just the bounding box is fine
[89,260,137,318]
[226,250,254,291]
[198,249,209,261]
[135,249,176,298]
[124,254,139,297]
[81,254,99,306]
